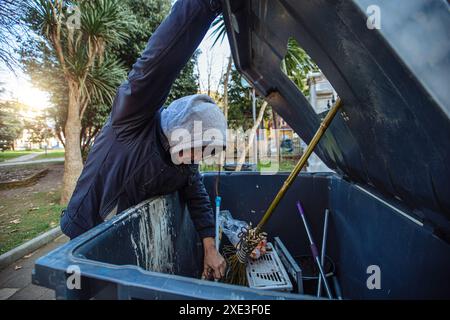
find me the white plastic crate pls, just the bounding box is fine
[246,242,293,291]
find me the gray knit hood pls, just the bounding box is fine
[160,94,227,158]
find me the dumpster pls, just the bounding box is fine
[32,173,450,299]
[32,0,450,299]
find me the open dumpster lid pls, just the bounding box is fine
[221,0,450,237]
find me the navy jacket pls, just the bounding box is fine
[60,0,221,240]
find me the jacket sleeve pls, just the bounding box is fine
[111,0,220,137]
[180,170,215,240]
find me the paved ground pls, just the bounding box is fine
[0,158,64,167]
[0,234,69,300]
[3,153,42,163]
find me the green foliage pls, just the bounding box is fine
[22,0,132,157]
[210,15,226,47]
[20,38,68,142]
[23,115,53,147]
[21,0,198,158]
[113,0,199,106]
[211,16,317,128]
[0,0,28,70]
[0,101,24,151]
[227,68,267,131]
[165,50,200,105]
[112,0,171,68]
[282,38,319,95]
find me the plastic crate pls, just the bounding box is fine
[246,242,293,291]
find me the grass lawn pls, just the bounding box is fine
[0,150,41,162]
[0,190,64,255]
[199,158,298,173]
[0,162,64,255]
[34,150,65,160]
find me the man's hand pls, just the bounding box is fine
[202,237,226,280]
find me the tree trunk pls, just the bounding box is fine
[272,109,281,164]
[61,85,84,204]
[236,101,268,171]
[223,55,232,121]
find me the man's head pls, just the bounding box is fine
[160,94,227,165]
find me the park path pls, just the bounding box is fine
[3,153,42,163]
[0,157,64,167]
[0,234,69,300]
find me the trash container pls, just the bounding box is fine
[33,172,450,299]
[32,0,450,299]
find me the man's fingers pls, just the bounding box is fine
[219,261,227,278]
[202,267,212,280]
[213,267,222,280]
[213,260,227,280]
[202,253,228,280]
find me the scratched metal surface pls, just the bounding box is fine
[222,0,450,234]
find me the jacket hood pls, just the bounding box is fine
[160,94,227,156]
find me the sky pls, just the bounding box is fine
[0,69,50,111]
[196,29,231,94]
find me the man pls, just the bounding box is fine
[60,0,227,280]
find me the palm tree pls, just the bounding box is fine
[0,0,30,71]
[29,0,131,203]
[283,38,318,93]
[211,16,318,97]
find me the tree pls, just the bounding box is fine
[282,37,318,95]
[0,101,24,151]
[0,0,28,71]
[113,0,199,106]
[235,100,268,171]
[222,55,233,121]
[23,115,53,148]
[210,18,318,170]
[165,50,200,105]
[227,67,268,131]
[24,0,131,203]
[23,0,196,159]
[210,15,318,106]
[112,0,171,69]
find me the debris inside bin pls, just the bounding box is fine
[273,237,304,294]
[218,210,295,292]
[218,210,268,260]
[218,210,268,285]
[219,99,343,286]
[246,242,293,292]
[317,209,330,297]
[296,201,333,298]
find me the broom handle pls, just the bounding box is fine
[215,196,222,251]
[255,98,342,233]
[297,201,333,299]
[317,209,330,297]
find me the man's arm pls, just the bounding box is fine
[180,170,226,280]
[111,0,220,137]
[180,170,215,239]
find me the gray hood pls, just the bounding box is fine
[160,94,227,156]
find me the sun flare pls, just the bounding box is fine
[13,78,50,112]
